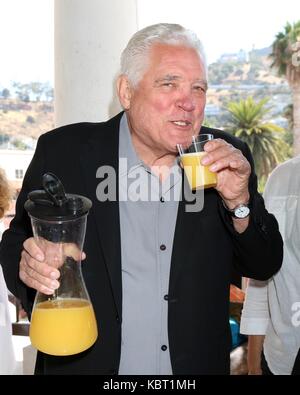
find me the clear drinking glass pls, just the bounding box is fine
[177,134,217,190]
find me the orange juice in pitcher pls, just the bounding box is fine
[30,298,98,356]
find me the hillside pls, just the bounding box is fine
[206,47,291,127]
[208,46,286,85]
[0,99,54,145]
[0,46,292,146]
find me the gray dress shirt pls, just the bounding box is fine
[118,114,181,375]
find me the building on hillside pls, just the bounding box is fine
[218,49,248,64]
[0,149,34,194]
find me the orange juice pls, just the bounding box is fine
[30,298,98,356]
[181,152,217,190]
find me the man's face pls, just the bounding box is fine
[126,43,207,155]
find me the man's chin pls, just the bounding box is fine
[173,136,193,149]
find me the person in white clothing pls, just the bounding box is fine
[0,169,17,375]
[240,156,300,375]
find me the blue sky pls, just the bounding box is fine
[138,0,300,63]
[0,0,53,86]
[0,0,299,86]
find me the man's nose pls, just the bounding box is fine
[176,92,196,112]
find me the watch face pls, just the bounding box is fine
[234,205,250,219]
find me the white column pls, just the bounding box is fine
[54,0,138,127]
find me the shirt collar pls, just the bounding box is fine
[119,113,142,177]
[118,113,181,190]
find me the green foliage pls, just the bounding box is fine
[11,81,54,102]
[13,82,31,102]
[208,62,235,84]
[270,21,300,84]
[247,63,261,81]
[202,118,217,128]
[225,97,291,190]
[234,69,243,77]
[29,82,44,101]
[0,134,10,145]
[283,103,294,130]
[26,115,35,124]
[13,139,27,150]
[1,88,10,99]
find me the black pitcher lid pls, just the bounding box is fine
[24,173,92,221]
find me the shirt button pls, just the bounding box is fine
[164,295,169,301]
[160,196,165,203]
[160,244,166,251]
[161,345,168,351]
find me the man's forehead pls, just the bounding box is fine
[149,44,205,69]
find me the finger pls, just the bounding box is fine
[201,144,236,166]
[203,138,228,153]
[23,237,45,262]
[20,270,57,295]
[22,249,60,280]
[43,242,64,270]
[20,253,59,294]
[82,251,86,260]
[209,154,250,174]
[22,250,60,283]
[63,243,83,261]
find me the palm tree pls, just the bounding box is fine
[270,21,300,155]
[283,103,294,130]
[226,97,290,190]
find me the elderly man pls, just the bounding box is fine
[0,23,282,375]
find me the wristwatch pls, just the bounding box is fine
[222,201,250,219]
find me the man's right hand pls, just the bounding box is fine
[19,237,86,295]
[20,237,61,295]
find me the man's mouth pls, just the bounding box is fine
[171,120,192,127]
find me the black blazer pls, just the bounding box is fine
[292,348,300,375]
[0,112,283,375]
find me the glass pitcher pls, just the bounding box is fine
[25,173,98,356]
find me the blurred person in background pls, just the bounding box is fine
[0,169,17,374]
[240,156,300,375]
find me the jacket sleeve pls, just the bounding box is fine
[218,142,283,280]
[0,134,46,315]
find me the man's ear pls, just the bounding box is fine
[116,75,132,110]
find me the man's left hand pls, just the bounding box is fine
[201,138,251,209]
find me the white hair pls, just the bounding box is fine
[120,23,207,87]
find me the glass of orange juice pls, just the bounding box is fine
[177,134,217,190]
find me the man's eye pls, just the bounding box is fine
[193,86,206,92]
[162,82,176,88]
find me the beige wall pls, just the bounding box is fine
[54,0,138,127]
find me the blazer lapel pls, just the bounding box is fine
[169,127,221,293]
[169,178,198,294]
[80,113,123,319]
[169,179,218,294]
